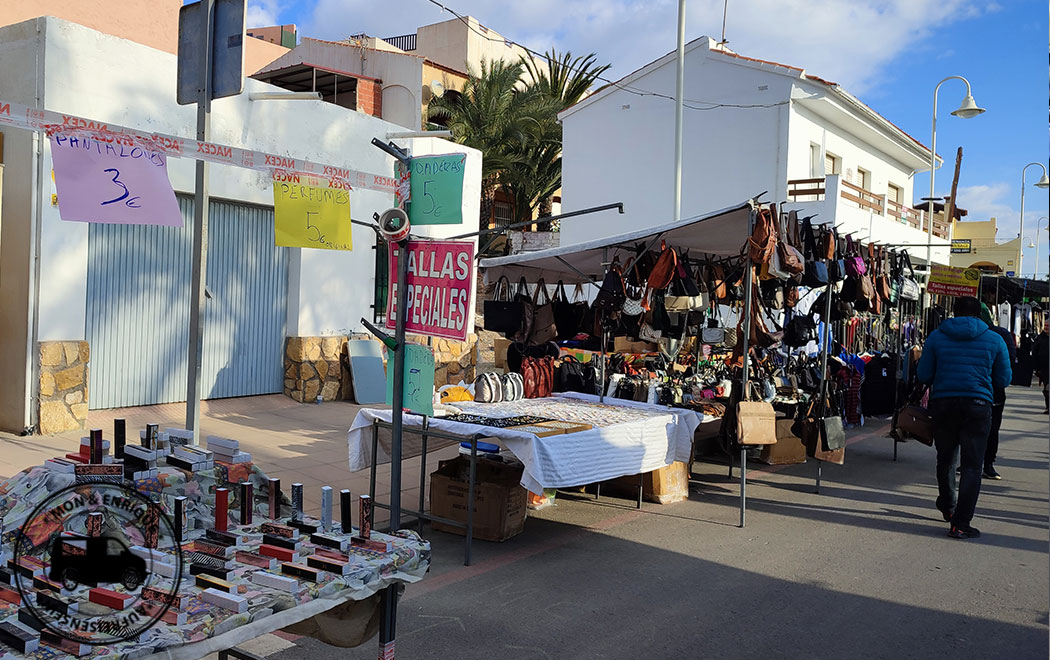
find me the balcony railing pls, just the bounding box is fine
[787,176,949,239]
[382,33,416,51]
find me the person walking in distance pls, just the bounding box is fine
[979,304,1016,480]
[1032,322,1049,414]
[917,296,1012,539]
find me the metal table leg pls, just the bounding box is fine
[893,438,898,462]
[378,584,397,659]
[370,421,378,501]
[418,418,429,535]
[739,448,746,528]
[815,460,822,494]
[728,451,733,479]
[595,482,601,501]
[466,436,476,567]
[637,472,644,509]
[219,647,265,660]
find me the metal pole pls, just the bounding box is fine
[185,0,215,444]
[739,447,746,528]
[672,0,686,225]
[925,85,938,275]
[816,226,836,491]
[815,461,822,494]
[600,247,608,403]
[378,236,410,655]
[739,208,755,526]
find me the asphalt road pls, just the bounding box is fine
[274,385,1049,660]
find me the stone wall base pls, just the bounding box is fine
[38,340,89,434]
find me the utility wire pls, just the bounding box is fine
[421,0,789,112]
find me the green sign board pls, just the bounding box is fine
[407,153,466,225]
[385,344,435,416]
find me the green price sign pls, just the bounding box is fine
[408,153,466,225]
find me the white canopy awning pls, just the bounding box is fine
[479,200,757,285]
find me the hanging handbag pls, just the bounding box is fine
[784,282,800,308]
[593,259,627,311]
[509,278,537,343]
[821,414,846,451]
[483,276,526,337]
[666,259,708,310]
[707,262,728,301]
[761,278,785,310]
[522,355,554,398]
[897,251,921,301]
[844,235,867,277]
[777,209,805,276]
[875,247,892,302]
[801,218,830,287]
[784,314,818,347]
[748,205,778,265]
[527,279,558,346]
[736,399,778,446]
[552,281,585,341]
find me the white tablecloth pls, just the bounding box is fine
[347,392,710,495]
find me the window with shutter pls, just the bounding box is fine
[824,153,840,175]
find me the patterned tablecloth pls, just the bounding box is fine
[0,464,430,660]
[348,392,711,495]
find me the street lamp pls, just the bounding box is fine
[926,76,986,270]
[1034,216,1050,280]
[1018,163,1050,277]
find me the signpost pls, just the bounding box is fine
[177,0,245,444]
[272,173,353,250]
[403,153,466,225]
[950,238,971,254]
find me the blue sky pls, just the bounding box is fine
[250,0,1047,274]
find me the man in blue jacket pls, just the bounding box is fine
[917,296,1012,539]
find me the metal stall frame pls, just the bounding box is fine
[368,419,482,566]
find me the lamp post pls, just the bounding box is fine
[1018,163,1050,278]
[1034,216,1050,280]
[926,76,985,271]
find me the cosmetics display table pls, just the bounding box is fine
[348,392,711,496]
[0,464,429,660]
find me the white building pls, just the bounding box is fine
[0,17,480,433]
[559,36,945,264]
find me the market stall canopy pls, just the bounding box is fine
[479,200,757,285]
[981,275,1049,304]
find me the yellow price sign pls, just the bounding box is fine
[273,172,352,251]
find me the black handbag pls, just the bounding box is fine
[511,278,536,344]
[784,314,818,347]
[593,260,627,311]
[800,218,830,287]
[528,279,558,346]
[552,281,587,341]
[555,355,596,394]
[484,276,526,337]
[821,415,846,451]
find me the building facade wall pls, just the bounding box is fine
[0,17,480,430]
[560,44,790,248]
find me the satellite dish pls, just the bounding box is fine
[430,80,444,96]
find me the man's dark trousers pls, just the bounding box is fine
[931,397,993,527]
[985,392,1005,467]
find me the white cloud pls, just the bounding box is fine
[956,182,1049,244]
[300,0,1000,94]
[245,0,280,28]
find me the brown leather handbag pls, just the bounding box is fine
[875,246,892,301]
[776,209,805,275]
[748,205,777,265]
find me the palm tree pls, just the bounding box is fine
[522,51,611,229]
[427,52,610,231]
[427,59,552,228]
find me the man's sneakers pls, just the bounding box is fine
[983,465,1002,480]
[948,525,981,539]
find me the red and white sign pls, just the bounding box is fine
[385,239,475,341]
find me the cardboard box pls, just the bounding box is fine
[535,421,593,434]
[430,456,527,542]
[604,461,692,504]
[759,419,807,465]
[613,337,658,354]
[507,424,564,438]
[493,338,511,369]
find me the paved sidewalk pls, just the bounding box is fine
[274,385,1047,660]
[0,395,460,526]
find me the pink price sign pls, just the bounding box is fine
[385,239,475,341]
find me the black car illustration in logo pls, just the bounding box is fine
[49,534,147,590]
